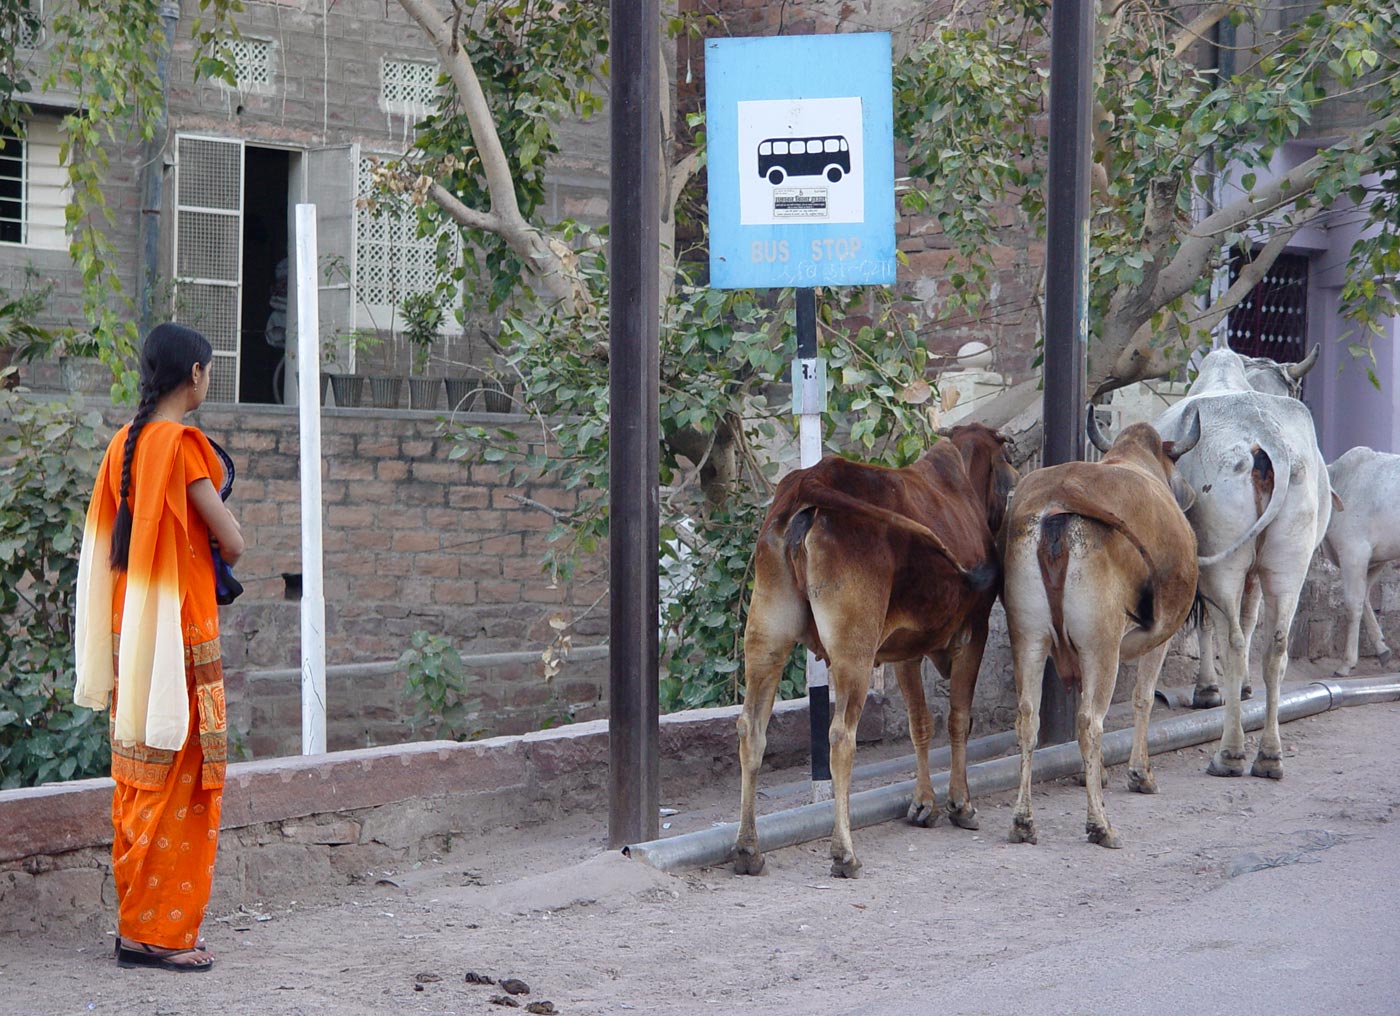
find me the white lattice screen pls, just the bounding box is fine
[380,59,439,118]
[228,38,273,90]
[355,157,457,325]
[174,136,243,403]
[12,0,41,49]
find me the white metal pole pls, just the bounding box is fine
[294,203,328,755]
[793,288,831,803]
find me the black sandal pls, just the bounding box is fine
[115,939,214,973]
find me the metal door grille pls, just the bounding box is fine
[1226,250,1309,364]
[173,135,243,402]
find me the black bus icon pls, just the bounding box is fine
[757,136,851,186]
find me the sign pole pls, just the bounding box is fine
[294,203,327,755]
[794,287,831,803]
[1040,0,1093,746]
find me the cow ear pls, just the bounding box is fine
[1332,489,1344,512]
[1170,471,1197,513]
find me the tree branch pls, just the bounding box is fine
[1171,3,1232,60]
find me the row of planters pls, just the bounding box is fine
[323,294,519,412]
[320,371,517,412]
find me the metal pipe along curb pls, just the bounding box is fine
[623,677,1400,873]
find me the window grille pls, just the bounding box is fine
[354,157,457,323]
[227,38,273,90]
[0,135,23,244]
[8,0,41,49]
[1226,250,1309,364]
[0,121,69,249]
[380,59,439,118]
[174,136,243,403]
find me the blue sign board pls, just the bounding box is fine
[706,33,895,289]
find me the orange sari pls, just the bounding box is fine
[75,421,228,949]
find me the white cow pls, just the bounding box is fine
[1184,346,1322,706]
[1154,348,1331,779]
[1322,447,1400,675]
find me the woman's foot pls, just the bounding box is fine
[115,937,213,972]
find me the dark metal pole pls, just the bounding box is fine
[608,0,661,848]
[1040,0,1094,746]
[794,288,831,792]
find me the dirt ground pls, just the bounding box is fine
[4,669,1400,1016]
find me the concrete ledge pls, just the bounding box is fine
[0,696,884,873]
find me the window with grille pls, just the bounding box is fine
[6,0,41,49]
[0,121,69,249]
[226,38,273,91]
[354,157,457,326]
[380,59,439,118]
[1226,250,1310,363]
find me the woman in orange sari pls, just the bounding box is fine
[74,323,245,972]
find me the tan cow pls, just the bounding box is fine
[734,424,1016,877]
[1003,410,1200,848]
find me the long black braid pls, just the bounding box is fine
[108,323,214,571]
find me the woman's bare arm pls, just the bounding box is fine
[188,478,245,565]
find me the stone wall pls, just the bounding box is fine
[87,398,609,757]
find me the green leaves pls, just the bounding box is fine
[399,630,481,742]
[0,391,109,788]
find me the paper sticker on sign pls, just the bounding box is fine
[738,96,864,225]
[773,187,829,218]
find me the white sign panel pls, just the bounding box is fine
[738,97,865,226]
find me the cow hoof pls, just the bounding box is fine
[907,800,940,828]
[948,802,980,830]
[1240,683,1253,700]
[1127,768,1158,795]
[1333,665,1355,678]
[1192,686,1223,709]
[1074,769,1109,788]
[1008,815,1037,845]
[1086,823,1123,849]
[1207,750,1248,777]
[733,847,766,876]
[1378,648,1393,668]
[1251,752,1284,780]
[830,854,862,879]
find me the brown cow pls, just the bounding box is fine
[1002,409,1200,849]
[734,423,1016,878]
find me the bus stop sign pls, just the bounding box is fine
[706,33,895,290]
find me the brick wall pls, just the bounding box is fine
[93,399,609,757]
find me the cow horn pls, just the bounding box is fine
[1286,344,1321,379]
[1085,403,1112,453]
[1168,408,1202,459]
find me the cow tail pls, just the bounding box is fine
[1197,438,1291,567]
[785,506,817,594]
[1036,514,1080,689]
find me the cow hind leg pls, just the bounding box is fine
[943,622,989,829]
[892,659,939,828]
[827,651,876,878]
[1078,652,1122,848]
[1251,581,1302,781]
[1205,597,1250,778]
[1193,612,1222,709]
[1333,549,1370,677]
[1008,634,1049,845]
[1239,577,1261,700]
[1127,641,1170,794]
[733,572,803,876]
[1363,563,1389,666]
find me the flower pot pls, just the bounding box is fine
[478,380,516,413]
[444,376,476,411]
[328,373,364,408]
[320,372,331,406]
[59,355,110,394]
[368,375,404,409]
[0,346,16,389]
[408,376,442,411]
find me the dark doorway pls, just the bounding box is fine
[239,147,291,404]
